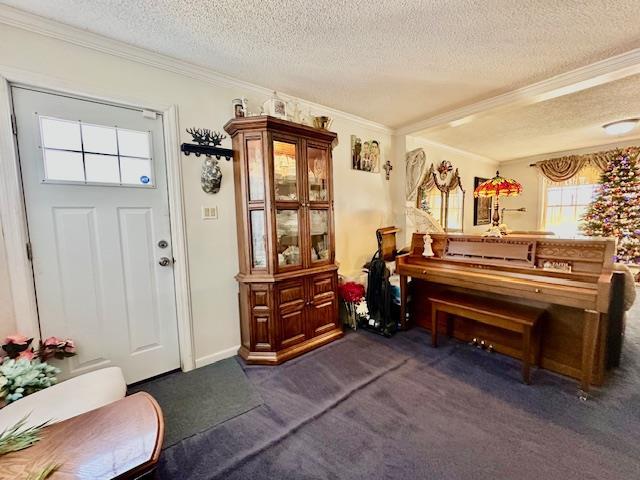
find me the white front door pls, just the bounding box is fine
[12,86,180,384]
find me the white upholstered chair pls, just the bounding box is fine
[0,366,126,431]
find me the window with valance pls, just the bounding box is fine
[416,161,465,232]
[541,163,600,236]
[535,148,633,236]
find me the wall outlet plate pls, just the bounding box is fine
[202,206,218,220]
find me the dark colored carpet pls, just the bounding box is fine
[128,357,262,447]
[159,296,640,479]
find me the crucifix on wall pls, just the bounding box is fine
[383,160,393,180]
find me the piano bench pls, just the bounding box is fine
[427,292,544,384]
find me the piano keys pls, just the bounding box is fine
[396,232,625,397]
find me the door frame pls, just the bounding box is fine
[0,69,196,373]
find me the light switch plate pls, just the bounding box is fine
[202,206,218,220]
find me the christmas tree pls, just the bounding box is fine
[581,147,640,264]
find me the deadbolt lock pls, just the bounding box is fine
[158,240,169,249]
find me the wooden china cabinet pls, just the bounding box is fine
[224,116,343,364]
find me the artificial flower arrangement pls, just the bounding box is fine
[0,334,76,404]
[338,281,370,330]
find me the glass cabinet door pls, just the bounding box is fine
[276,209,301,268]
[309,209,330,263]
[246,137,267,269]
[273,141,298,201]
[250,210,267,268]
[307,146,329,202]
[306,143,331,265]
[247,139,264,201]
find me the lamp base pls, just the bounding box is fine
[492,198,501,226]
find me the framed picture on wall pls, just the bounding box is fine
[473,177,492,226]
[351,135,380,173]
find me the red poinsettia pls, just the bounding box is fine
[338,282,365,303]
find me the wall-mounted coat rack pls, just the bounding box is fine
[180,127,233,160]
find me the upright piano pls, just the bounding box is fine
[396,233,625,395]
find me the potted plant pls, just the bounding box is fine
[0,335,76,405]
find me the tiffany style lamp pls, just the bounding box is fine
[473,171,523,226]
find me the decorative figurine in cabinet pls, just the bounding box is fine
[224,116,343,364]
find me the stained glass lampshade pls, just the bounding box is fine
[473,171,523,226]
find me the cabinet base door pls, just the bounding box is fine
[308,273,339,337]
[276,279,308,349]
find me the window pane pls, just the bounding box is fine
[82,124,117,155]
[575,205,588,221]
[273,141,297,201]
[447,208,462,230]
[247,139,264,201]
[430,191,442,224]
[43,149,84,181]
[545,206,561,228]
[118,129,150,158]
[310,209,329,262]
[85,153,120,183]
[276,209,300,267]
[120,157,152,185]
[561,187,577,206]
[576,184,597,205]
[40,117,81,151]
[559,205,575,224]
[547,187,562,206]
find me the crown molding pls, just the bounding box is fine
[397,47,640,136]
[408,136,497,166]
[499,135,640,166]
[0,4,393,134]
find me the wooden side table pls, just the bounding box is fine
[0,392,164,479]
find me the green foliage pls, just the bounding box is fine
[581,148,640,264]
[27,463,60,480]
[0,415,50,455]
[0,358,60,403]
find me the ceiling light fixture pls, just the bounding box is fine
[602,119,639,136]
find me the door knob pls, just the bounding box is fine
[159,257,173,267]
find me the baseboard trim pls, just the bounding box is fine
[195,345,240,369]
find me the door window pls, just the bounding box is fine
[39,116,153,187]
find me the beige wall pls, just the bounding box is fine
[496,159,541,231]
[405,136,499,239]
[0,25,394,366]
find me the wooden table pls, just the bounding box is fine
[0,392,164,479]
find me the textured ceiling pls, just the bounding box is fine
[3,0,640,128]
[418,74,640,161]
